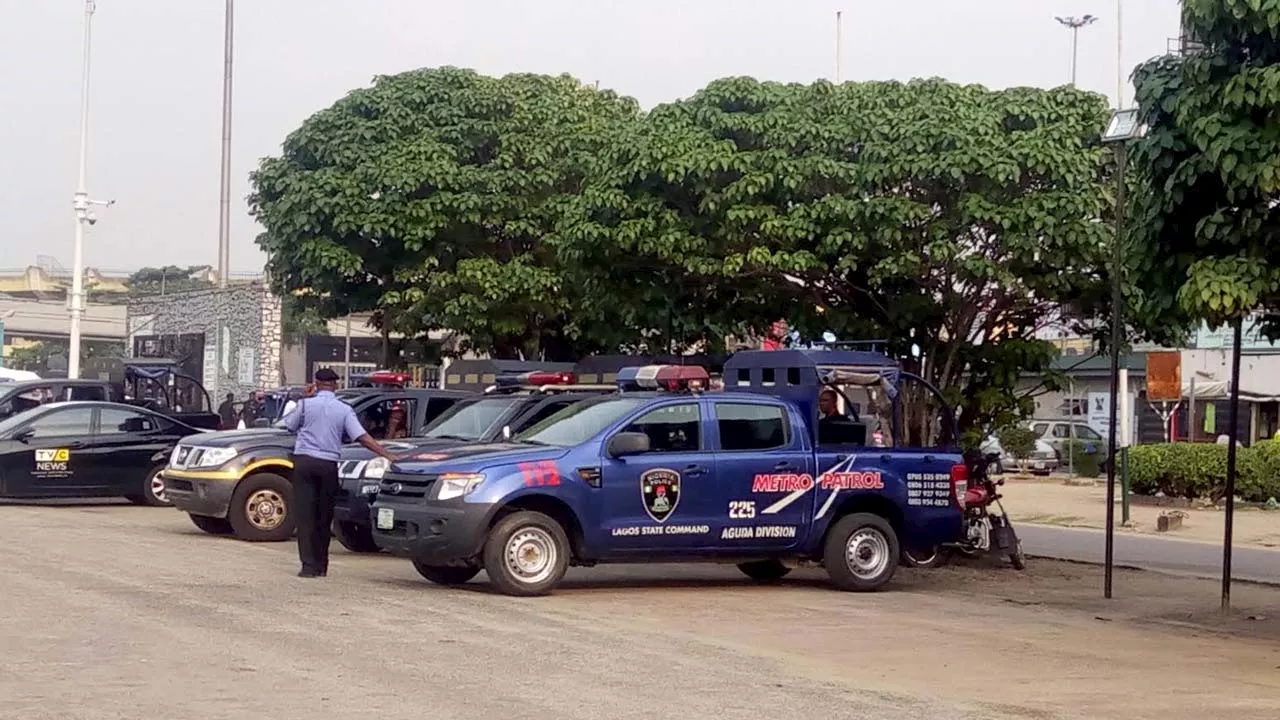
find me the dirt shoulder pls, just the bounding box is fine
[1003,474,1280,548]
[2,502,1279,720]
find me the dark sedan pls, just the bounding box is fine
[0,401,206,505]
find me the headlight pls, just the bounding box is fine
[364,456,390,480]
[437,472,485,500]
[194,447,238,468]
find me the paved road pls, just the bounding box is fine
[1020,523,1280,584]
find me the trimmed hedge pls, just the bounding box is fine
[1063,439,1102,478]
[1127,441,1280,503]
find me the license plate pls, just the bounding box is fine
[1033,461,1045,469]
[376,507,395,530]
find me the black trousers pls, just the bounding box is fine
[292,454,340,573]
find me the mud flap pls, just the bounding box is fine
[991,523,1019,552]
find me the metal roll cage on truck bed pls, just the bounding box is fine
[370,348,968,596]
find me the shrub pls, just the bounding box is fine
[1125,442,1280,503]
[996,426,1037,460]
[1063,439,1102,477]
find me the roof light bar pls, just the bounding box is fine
[494,371,577,388]
[616,365,710,391]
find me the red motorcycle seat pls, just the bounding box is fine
[965,487,990,506]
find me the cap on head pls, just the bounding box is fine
[314,368,340,383]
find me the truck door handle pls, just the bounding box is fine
[923,454,935,463]
[835,454,848,462]
[880,454,892,462]
[774,461,794,471]
[65,441,85,449]
[684,464,706,477]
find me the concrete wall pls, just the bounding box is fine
[125,283,283,400]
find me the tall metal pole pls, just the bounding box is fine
[343,316,352,388]
[68,0,97,380]
[835,11,843,83]
[1070,26,1080,86]
[1222,316,1243,611]
[1116,0,1124,106]
[217,0,235,289]
[1104,142,1127,600]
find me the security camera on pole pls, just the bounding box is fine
[69,0,114,380]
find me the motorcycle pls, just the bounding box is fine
[900,451,1026,570]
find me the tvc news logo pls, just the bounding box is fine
[35,449,71,463]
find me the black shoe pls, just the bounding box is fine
[298,569,322,578]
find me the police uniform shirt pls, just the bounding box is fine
[284,390,366,462]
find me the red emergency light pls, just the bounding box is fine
[616,365,710,391]
[369,370,411,387]
[495,371,577,388]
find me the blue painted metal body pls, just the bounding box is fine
[371,350,964,566]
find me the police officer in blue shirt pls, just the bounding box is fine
[285,368,395,578]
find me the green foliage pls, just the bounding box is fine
[5,339,123,374]
[1128,1,1280,340]
[280,294,329,342]
[1127,442,1280,503]
[254,68,1118,432]
[557,77,1113,433]
[250,67,640,359]
[996,426,1037,460]
[126,266,214,296]
[1063,439,1102,478]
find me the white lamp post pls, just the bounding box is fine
[69,0,114,380]
[1056,14,1099,87]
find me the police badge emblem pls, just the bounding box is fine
[640,468,681,523]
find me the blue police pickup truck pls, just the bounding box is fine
[370,349,968,596]
[331,371,614,553]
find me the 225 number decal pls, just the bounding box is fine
[728,500,756,519]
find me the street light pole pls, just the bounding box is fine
[217,0,234,289]
[1056,15,1099,87]
[1100,108,1144,600]
[69,0,99,380]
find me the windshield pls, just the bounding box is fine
[422,397,521,441]
[515,397,649,447]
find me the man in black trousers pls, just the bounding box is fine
[284,368,394,578]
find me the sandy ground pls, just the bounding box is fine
[1003,474,1280,548]
[1,502,1278,720]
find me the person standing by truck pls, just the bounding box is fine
[285,368,395,578]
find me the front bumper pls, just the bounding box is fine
[162,470,237,518]
[334,486,375,526]
[370,499,494,565]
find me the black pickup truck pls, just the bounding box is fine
[163,388,470,542]
[0,377,220,430]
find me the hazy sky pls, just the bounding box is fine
[1,0,1180,275]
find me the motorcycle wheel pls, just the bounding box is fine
[900,546,948,569]
[1009,539,1027,571]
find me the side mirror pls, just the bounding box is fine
[607,431,650,458]
[502,425,512,440]
[12,428,35,444]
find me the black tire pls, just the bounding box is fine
[227,473,294,542]
[125,465,172,507]
[189,513,234,535]
[737,559,792,582]
[333,520,382,553]
[481,510,570,597]
[900,545,948,569]
[413,560,481,586]
[823,512,900,592]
